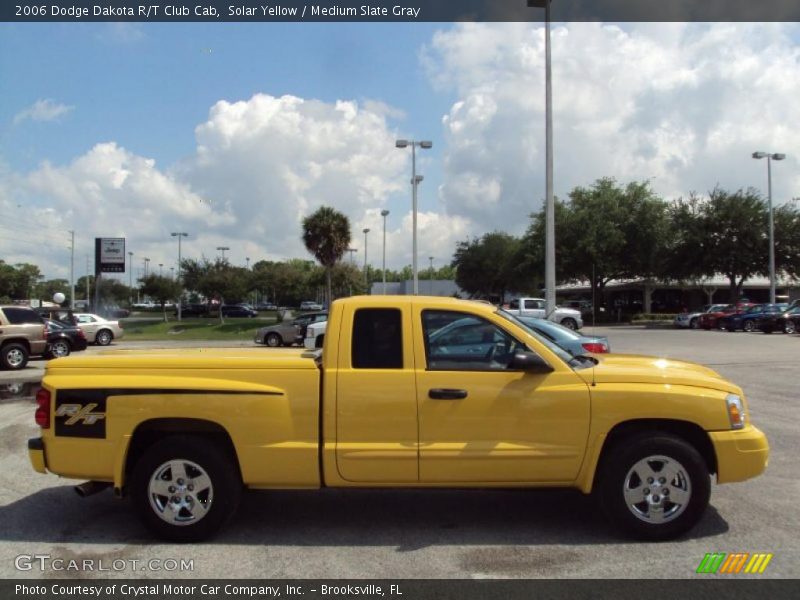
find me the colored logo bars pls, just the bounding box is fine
[696,553,773,574]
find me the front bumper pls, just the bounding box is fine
[28,438,47,474]
[709,425,769,484]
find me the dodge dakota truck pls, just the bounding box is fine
[29,296,768,542]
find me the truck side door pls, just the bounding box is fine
[334,304,418,483]
[414,308,590,484]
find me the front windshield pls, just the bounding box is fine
[497,310,582,368]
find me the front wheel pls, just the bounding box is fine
[265,333,282,347]
[131,435,241,542]
[785,321,797,334]
[95,329,113,346]
[598,433,710,541]
[744,321,755,332]
[561,318,578,330]
[689,318,699,329]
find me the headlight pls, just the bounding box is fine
[726,393,746,430]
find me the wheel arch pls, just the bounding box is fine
[1,338,31,353]
[586,418,717,494]
[120,418,241,495]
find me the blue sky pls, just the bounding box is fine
[1,21,799,280]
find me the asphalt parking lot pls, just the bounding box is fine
[0,327,797,579]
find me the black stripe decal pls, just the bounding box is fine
[54,388,283,439]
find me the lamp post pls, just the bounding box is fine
[396,139,433,295]
[363,228,371,289]
[143,257,150,278]
[246,257,250,270]
[347,247,357,265]
[381,209,390,294]
[171,232,188,321]
[528,0,556,317]
[429,256,434,295]
[752,151,785,304]
[128,251,133,302]
[158,263,163,276]
[170,267,175,280]
[217,246,230,260]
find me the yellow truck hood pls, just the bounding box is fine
[47,347,317,371]
[577,353,740,394]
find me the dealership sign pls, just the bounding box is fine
[95,238,126,273]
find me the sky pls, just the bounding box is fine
[1,21,799,282]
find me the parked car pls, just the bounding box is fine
[74,313,125,346]
[174,303,209,317]
[719,303,788,332]
[220,305,258,318]
[44,318,88,358]
[673,304,728,329]
[698,303,754,330]
[515,315,610,355]
[0,305,47,370]
[256,312,328,347]
[305,319,328,349]
[756,306,800,334]
[33,306,78,326]
[256,302,278,311]
[506,297,583,330]
[300,301,324,311]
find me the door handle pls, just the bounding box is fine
[429,388,468,400]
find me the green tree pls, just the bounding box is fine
[33,279,70,304]
[774,199,800,279]
[453,232,522,303]
[139,275,182,321]
[302,206,351,305]
[181,258,250,323]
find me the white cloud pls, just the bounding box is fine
[13,99,74,124]
[424,22,800,234]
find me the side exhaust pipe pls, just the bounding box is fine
[74,481,112,498]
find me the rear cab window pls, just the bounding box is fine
[352,308,403,369]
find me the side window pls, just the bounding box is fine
[352,308,403,369]
[3,308,43,325]
[423,310,525,371]
[508,299,519,310]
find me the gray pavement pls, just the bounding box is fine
[0,328,797,579]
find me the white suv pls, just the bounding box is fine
[507,298,583,330]
[304,320,327,349]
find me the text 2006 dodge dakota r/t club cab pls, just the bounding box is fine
[29,296,768,542]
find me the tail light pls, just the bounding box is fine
[77,329,86,339]
[35,388,51,429]
[582,342,608,353]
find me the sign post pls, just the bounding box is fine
[94,238,126,312]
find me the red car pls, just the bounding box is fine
[698,302,754,330]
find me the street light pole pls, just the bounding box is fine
[128,251,133,303]
[752,152,785,304]
[159,263,163,276]
[171,232,188,321]
[217,246,230,260]
[143,257,150,278]
[381,209,390,294]
[363,228,370,290]
[529,0,556,317]
[396,139,433,295]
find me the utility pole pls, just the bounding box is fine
[171,232,188,321]
[69,230,75,309]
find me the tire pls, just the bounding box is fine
[689,318,698,329]
[561,318,578,331]
[598,432,710,541]
[743,321,755,332]
[96,329,113,346]
[785,321,796,334]
[49,339,71,358]
[266,333,282,347]
[1,343,29,371]
[131,434,241,542]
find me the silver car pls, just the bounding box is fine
[255,312,328,347]
[74,313,125,346]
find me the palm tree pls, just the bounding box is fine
[302,206,351,306]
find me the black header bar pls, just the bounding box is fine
[4,0,800,23]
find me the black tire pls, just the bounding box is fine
[597,432,710,541]
[131,434,241,542]
[49,339,71,358]
[561,318,578,330]
[266,333,282,347]
[96,329,113,346]
[743,321,755,332]
[784,321,796,334]
[689,318,698,329]
[1,342,29,370]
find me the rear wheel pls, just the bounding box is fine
[96,329,113,346]
[131,435,241,542]
[785,321,796,334]
[266,333,282,347]
[49,339,71,358]
[689,318,699,329]
[1,343,29,370]
[743,320,755,332]
[598,432,710,541]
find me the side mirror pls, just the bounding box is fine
[509,350,554,374]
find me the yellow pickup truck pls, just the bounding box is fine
[28,296,768,542]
